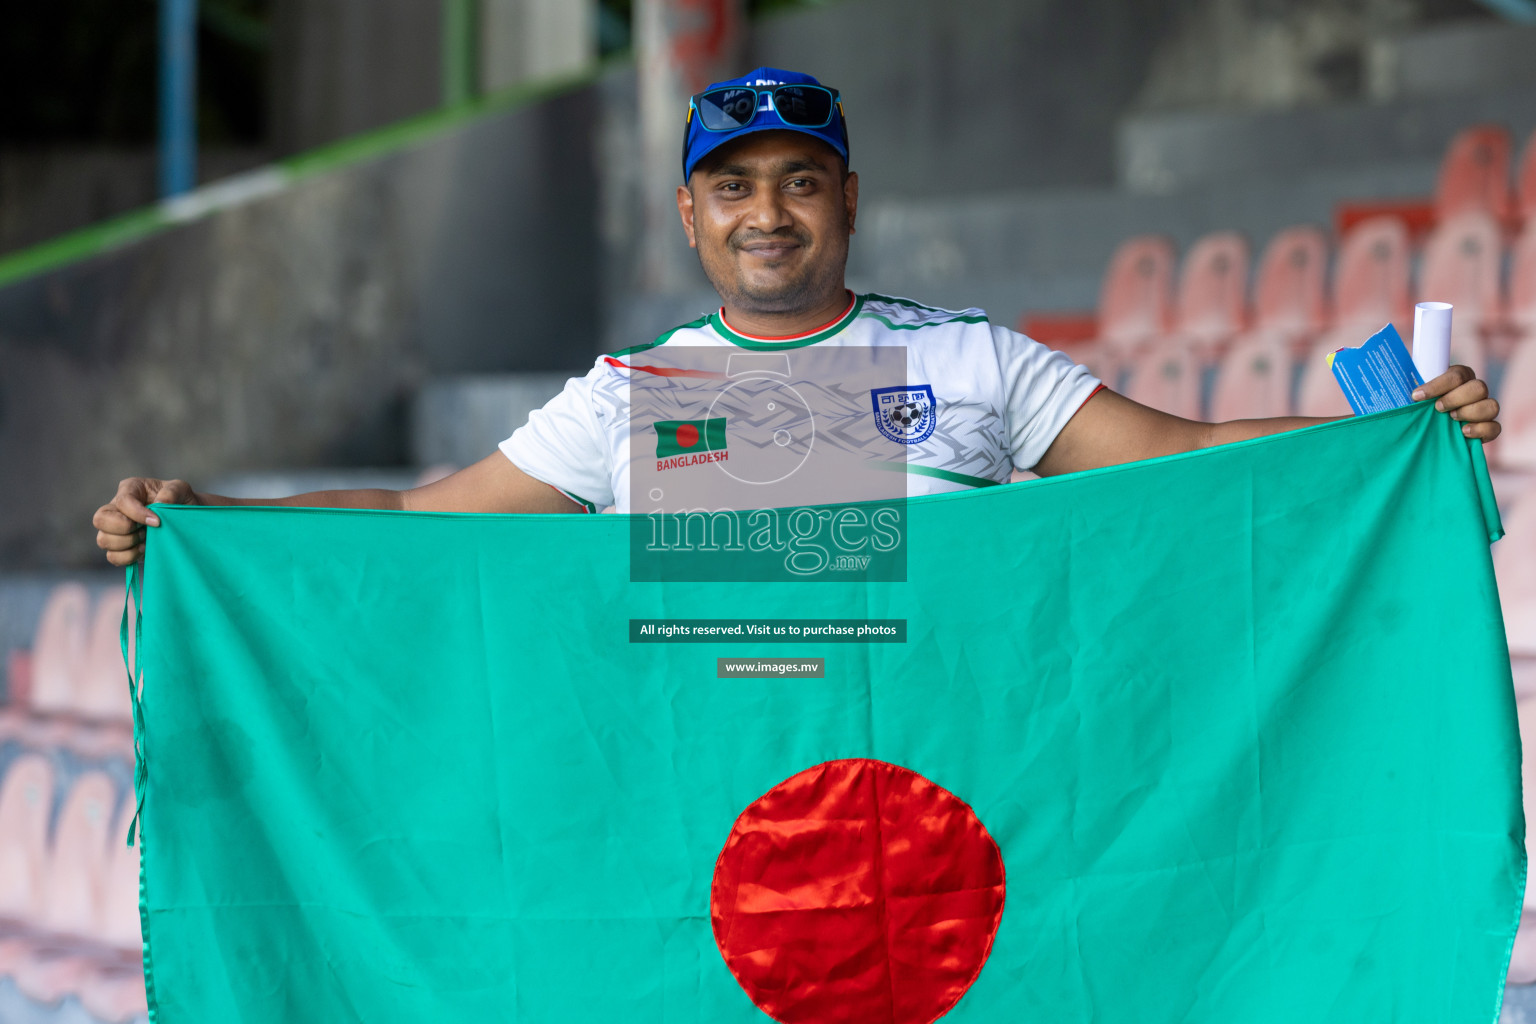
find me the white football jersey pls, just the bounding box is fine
[500,293,1101,512]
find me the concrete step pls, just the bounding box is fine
[1117,82,1536,196]
[843,157,1448,331]
[409,373,572,468]
[1378,21,1536,103]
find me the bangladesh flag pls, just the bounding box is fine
[655,416,727,457]
[129,403,1520,1023]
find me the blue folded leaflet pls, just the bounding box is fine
[1327,324,1425,416]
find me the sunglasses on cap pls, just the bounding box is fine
[685,84,843,132]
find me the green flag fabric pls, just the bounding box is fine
[131,403,1520,1023]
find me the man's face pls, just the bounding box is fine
[677,131,859,315]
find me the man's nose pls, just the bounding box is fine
[742,185,794,233]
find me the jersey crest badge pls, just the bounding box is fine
[871,385,936,444]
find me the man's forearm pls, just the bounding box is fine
[1201,415,1346,449]
[192,488,409,511]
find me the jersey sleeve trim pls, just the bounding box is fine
[550,485,598,513]
[1076,382,1107,415]
[609,314,712,358]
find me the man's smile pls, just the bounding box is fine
[736,237,804,261]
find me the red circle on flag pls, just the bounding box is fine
[676,423,700,448]
[711,759,1006,1024]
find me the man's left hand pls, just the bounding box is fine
[1413,366,1500,442]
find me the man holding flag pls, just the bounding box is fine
[88,67,1523,1024]
[92,66,1500,552]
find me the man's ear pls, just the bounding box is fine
[676,184,698,249]
[843,171,859,235]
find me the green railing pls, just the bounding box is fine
[0,59,615,291]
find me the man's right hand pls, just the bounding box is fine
[93,477,197,567]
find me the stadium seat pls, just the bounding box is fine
[1331,216,1413,333]
[37,772,117,939]
[1497,487,1536,664]
[1293,219,1413,420]
[1094,235,1176,361]
[1418,212,1509,362]
[1512,223,1536,340]
[1123,341,1203,420]
[1435,124,1515,227]
[77,960,149,1024]
[1250,225,1330,346]
[1171,231,1250,361]
[1495,336,1536,471]
[29,584,93,716]
[1513,910,1536,985]
[1519,698,1536,983]
[1210,333,1295,421]
[1334,198,1437,245]
[11,771,121,1005]
[0,754,55,928]
[1521,129,1536,226]
[1294,336,1357,419]
[98,794,142,951]
[75,586,132,723]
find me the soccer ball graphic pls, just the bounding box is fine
[888,402,924,432]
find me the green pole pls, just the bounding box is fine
[442,0,479,107]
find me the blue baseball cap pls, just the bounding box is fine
[681,67,849,182]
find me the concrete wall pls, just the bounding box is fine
[269,0,444,155]
[0,148,272,257]
[0,78,606,571]
[481,0,599,92]
[747,0,1180,196]
[1118,82,1536,194]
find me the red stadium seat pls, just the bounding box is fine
[12,772,121,1006]
[1511,224,1536,338]
[1334,198,1437,245]
[1251,225,1330,344]
[77,960,149,1024]
[1332,217,1412,333]
[1512,910,1536,985]
[1172,231,1250,361]
[37,772,117,939]
[1294,334,1358,419]
[1210,333,1295,422]
[1123,341,1203,420]
[29,584,92,716]
[75,586,133,723]
[98,794,142,951]
[1418,212,1509,362]
[1435,124,1515,227]
[1494,337,1536,471]
[1521,129,1536,226]
[1498,490,1536,662]
[1521,701,1536,929]
[0,754,55,927]
[1095,235,1176,358]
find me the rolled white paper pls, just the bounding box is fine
[1412,301,1452,383]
